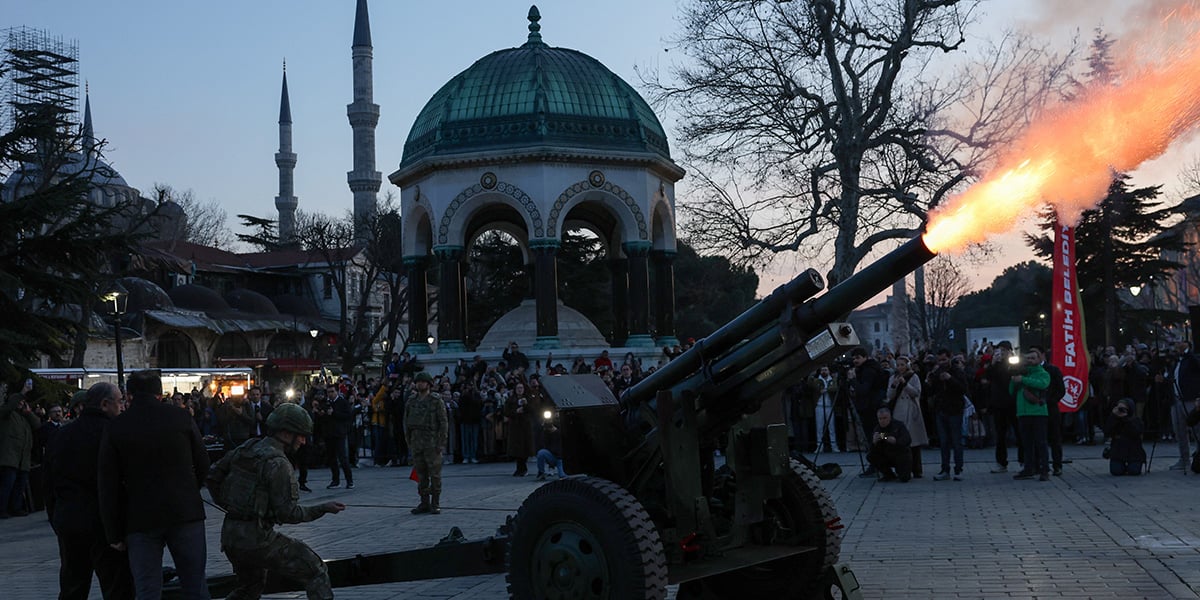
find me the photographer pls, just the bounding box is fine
[866,407,914,482]
[927,349,968,481]
[0,380,41,518]
[1103,398,1146,476]
[980,341,1021,474]
[847,347,888,477]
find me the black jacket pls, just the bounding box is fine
[872,419,912,455]
[926,364,969,416]
[98,393,209,543]
[852,359,888,411]
[44,407,111,536]
[324,394,352,438]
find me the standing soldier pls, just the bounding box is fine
[405,372,447,515]
[206,403,346,599]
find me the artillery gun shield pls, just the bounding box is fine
[683,459,842,600]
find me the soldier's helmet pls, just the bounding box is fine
[414,372,434,384]
[267,403,313,435]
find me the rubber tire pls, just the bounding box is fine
[687,459,842,599]
[507,476,667,600]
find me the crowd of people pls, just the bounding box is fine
[4,333,1200,596]
[782,338,1200,481]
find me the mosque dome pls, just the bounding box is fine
[225,288,279,315]
[399,6,670,169]
[117,277,174,313]
[168,284,231,313]
[272,294,320,318]
[478,299,609,351]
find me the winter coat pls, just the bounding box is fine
[44,407,110,535]
[98,393,209,543]
[0,393,40,470]
[1011,364,1051,417]
[887,372,928,447]
[1103,400,1147,464]
[504,393,535,459]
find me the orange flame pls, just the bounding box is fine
[924,10,1200,254]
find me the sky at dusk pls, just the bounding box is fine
[8,0,1195,298]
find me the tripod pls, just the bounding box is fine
[811,388,868,477]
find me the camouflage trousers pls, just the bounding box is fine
[224,532,331,600]
[412,446,443,497]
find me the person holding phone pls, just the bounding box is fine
[0,379,41,518]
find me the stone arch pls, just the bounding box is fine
[214,333,253,359]
[650,196,676,251]
[155,330,200,368]
[265,333,300,360]
[465,221,532,265]
[547,178,648,243]
[437,180,543,246]
[403,202,435,256]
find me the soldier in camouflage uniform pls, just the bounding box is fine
[405,371,447,515]
[206,403,346,599]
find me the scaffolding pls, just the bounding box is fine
[2,26,80,133]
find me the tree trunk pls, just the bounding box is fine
[70,302,93,368]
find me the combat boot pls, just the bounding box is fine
[430,494,441,515]
[411,495,431,514]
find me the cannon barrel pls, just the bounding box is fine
[621,268,824,407]
[623,236,936,413]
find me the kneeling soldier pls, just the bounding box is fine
[207,403,346,599]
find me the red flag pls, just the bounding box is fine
[409,466,419,482]
[1052,220,1090,413]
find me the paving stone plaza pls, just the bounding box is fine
[1,444,1197,599]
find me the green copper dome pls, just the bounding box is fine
[400,7,670,168]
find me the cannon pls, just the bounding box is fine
[167,236,935,599]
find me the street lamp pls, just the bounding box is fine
[102,282,130,390]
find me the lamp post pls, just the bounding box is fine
[1130,284,1142,346]
[103,282,130,390]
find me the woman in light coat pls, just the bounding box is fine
[887,356,928,478]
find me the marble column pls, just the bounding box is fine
[434,245,466,352]
[403,255,432,353]
[531,239,560,349]
[609,258,629,346]
[652,249,679,348]
[623,241,654,347]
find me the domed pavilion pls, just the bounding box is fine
[390,6,685,352]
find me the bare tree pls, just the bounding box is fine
[149,183,234,249]
[909,256,970,350]
[644,0,1075,284]
[293,198,416,374]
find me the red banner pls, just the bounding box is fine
[1052,221,1089,412]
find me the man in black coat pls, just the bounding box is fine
[848,347,888,476]
[319,383,354,489]
[926,349,969,480]
[98,370,210,599]
[45,383,133,599]
[1033,345,1067,476]
[981,341,1021,473]
[248,386,272,437]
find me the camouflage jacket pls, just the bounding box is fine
[404,391,447,451]
[206,437,325,550]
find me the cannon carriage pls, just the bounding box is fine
[172,237,935,600]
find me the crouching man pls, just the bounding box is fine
[207,403,346,599]
[867,407,913,482]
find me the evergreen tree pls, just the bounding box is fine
[1025,29,1186,346]
[1026,175,1184,346]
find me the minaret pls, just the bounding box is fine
[347,0,380,237]
[275,61,298,244]
[81,83,95,158]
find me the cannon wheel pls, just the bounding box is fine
[684,459,842,599]
[507,476,667,600]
